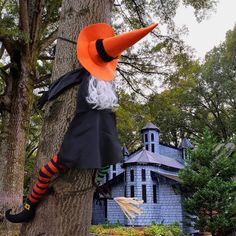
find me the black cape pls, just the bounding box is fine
[42,68,122,169]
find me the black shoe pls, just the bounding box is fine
[5,201,36,223]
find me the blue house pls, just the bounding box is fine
[92,122,192,232]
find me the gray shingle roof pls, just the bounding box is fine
[141,122,159,132]
[122,145,129,156]
[180,137,193,149]
[124,148,184,169]
[151,170,182,183]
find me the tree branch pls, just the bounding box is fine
[0,44,5,58]
[117,67,148,99]
[0,36,16,59]
[19,0,30,40]
[38,55,55,60]
[40,29,58,52]
[0,94,11,112]
[130,0,145,27]
[30,0,44,51]
[118,61,156,74]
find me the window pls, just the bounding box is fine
[151,143,155,152]
[145,144,148,150]
[153,185,157,203]
[145,133,148,142]
[113,164,116,171]
[130,185,135,197]
[141,169,146,181]
[142,185,147,203]
[113,173,116,178]
[130,169,134,182]
[151,133,154,141]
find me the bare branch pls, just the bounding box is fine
[38,55,55,60]
[34,73,51,88]
[118,61,156,74]
[26,145,38,159]
[130,0,145,27]
[40,29,58,52]
[0,44,5,58]
[117,67,148,99]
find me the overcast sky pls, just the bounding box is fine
[174,0,236,60]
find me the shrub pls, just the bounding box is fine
[144,223,183,236]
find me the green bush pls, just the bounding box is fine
[144,223,183,236]
[90,223,183,236]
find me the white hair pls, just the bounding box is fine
[86,75,119,110]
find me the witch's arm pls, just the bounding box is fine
[37,68,88,109]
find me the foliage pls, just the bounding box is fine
[144,223,183,236]
[179,130,236,235]
[148,23,236,145]
[115,91,151,150]
[90,222,183,236]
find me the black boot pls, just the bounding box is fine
[5,200,36,223]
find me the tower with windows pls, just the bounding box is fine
[141,122,160,154]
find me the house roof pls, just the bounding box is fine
[180,137,193,149]
[141,122,159,133]
[122,145,129,156]
[123,148,184,169]
[151,170,182,183]
[101,172,125,188]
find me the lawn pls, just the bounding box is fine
[90,222,184,236]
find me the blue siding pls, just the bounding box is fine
[92,200,106,225]
[142,130,159,154]
[107,183,126,224]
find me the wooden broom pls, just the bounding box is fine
[114,197,144,222]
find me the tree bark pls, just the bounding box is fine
[20,0,113,235]
[0,1,42,234]
[0,56,34,235]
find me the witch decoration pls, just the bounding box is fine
[5,22,158,223]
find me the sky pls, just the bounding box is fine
[174,0,236,60]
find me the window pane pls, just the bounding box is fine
[145,133,148,142]
[151,133,154,141]
[142,185,147,203]
[130,169,134,182]
[142,169,146,181]
[145,144,148,150]
[130,185,135,197]
[151,143,155,152]
[113,164,116,171]
[153,185,157,203]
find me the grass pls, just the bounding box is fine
[90,221,184,236]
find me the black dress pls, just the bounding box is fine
[46,68,123,169]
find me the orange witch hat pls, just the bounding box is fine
[77,23,158,81]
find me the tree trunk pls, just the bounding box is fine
[20,0,113,235]
[0,57,34,235]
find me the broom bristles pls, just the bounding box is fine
[114,197,144,222]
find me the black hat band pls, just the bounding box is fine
[95,39,117,62]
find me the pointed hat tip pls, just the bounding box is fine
[148,23,158,30]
